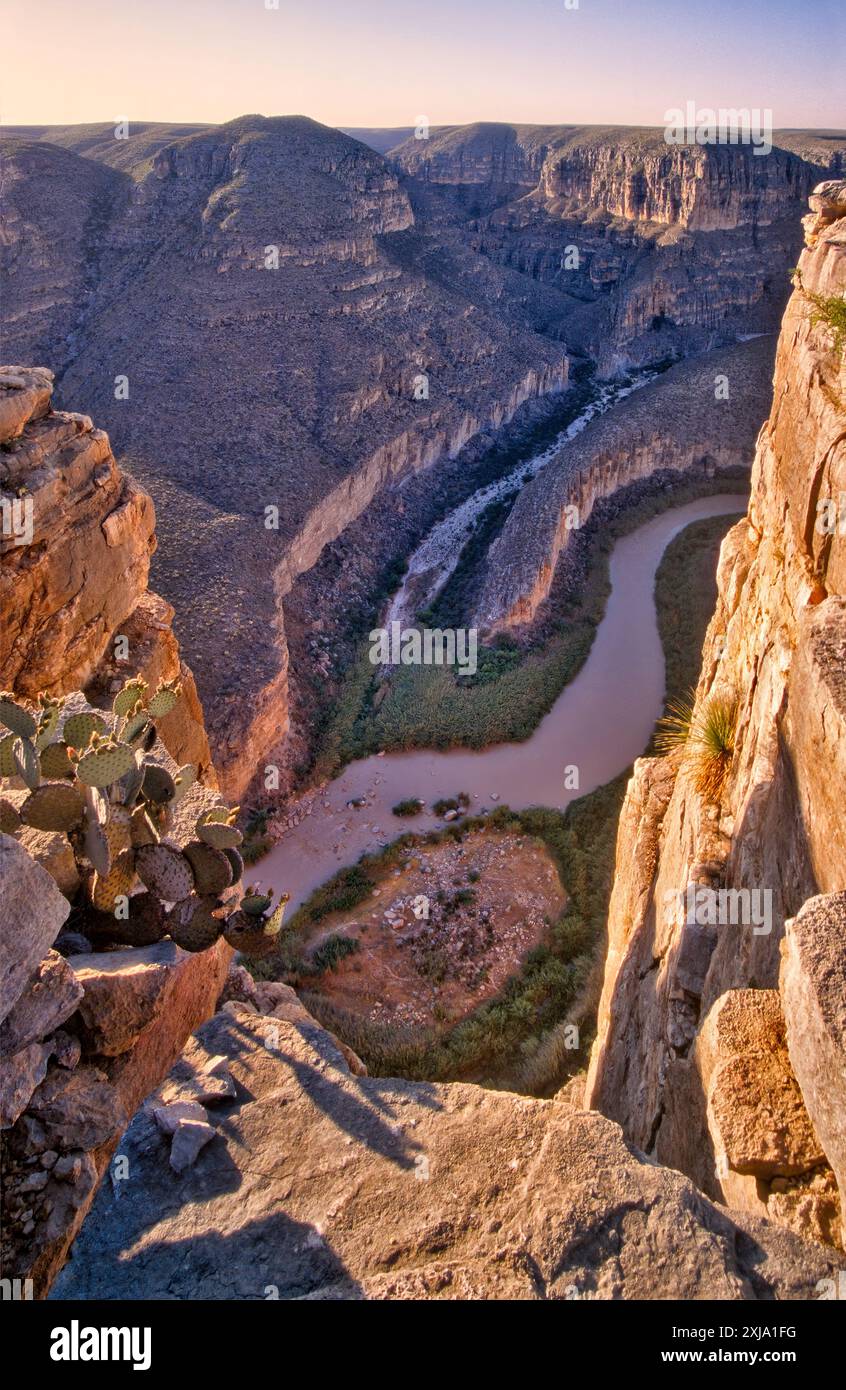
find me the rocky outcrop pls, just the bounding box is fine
[0,828,232,1296]
[51,1003,843,1301]
[397,126,819,230]
[475,337,772,632]
[781,894,846,1246]
[0,367,215,785]
[585,184,846,1250]
[0,374,240,1293]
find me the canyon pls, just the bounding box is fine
[1,120,845,1301]
[3,119,845,796]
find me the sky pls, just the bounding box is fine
[3,0,844,131]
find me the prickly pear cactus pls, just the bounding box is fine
[167,895,226,952]
[0,677,281,958]
[63,711,109,749]
[183,840,233,896]
[0,693,37,740]
[224,892,289,958]
[196,806,243,849]
[146,679,181,719]
[74,735,136,788]
[20,782,85,832]
[135,843,195,902]
[91,850,136,913]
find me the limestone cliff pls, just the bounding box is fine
[474,337,773,633]
[585,182,846,1248]
[0,372,234,1294]
[394,125,846,374]
[0,367,214,783]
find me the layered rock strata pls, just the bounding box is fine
[585,183,846,1249]
[0,117,571,797]
[474,337,773,632]
[0,367,215,784]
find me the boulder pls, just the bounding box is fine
[152,1100,208,1135]
[70,947,175,1057]
[26,1066,126,1153]
[781,893,846,1245]
[0,834,70,1025]
[703,990,825,1180]
[0,366,53,443]
[51,1006,844,1302]
[0,1039,54,1129]
[0,952,83,1056]
[169,1118,216,1173]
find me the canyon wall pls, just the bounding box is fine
[474,337,773,632]
[6,120,843,798]
[0,117,570,798]
[0,367,214,782]
[394,126,846,373]
[0,372,233,1295]
[585,183,846,1249]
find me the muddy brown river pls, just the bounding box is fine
[261,493,747,911]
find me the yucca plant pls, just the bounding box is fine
[656,689,738,803]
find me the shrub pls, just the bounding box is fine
[392,797,424,817]
[656,689,738,802]
[310,933,361,973]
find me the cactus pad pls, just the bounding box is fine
[224,846,245,883]
[121,709,151,745]
[141,763,176,804]
[34,696,63,750]
[20,782,85,832]
[113,678,148,719]
[111,891,168,947]
[63,711,109,748]
[196,807,242,849]
[104,804,132,856]
[0,734,17,778]
[38,740,73,779]
[136,843,195,901]
[172,763,197,803]
[0,798,22,835]
[75,738,136,788]
[130,804,160,847]
[91,851,136,914]
[0,694,37,740]
[13,736,40,791]
[223,899,287,959]
[183,840,233,896]
[167,895,226,952]
[146,680,181,719]
[240,889,274,917]
[83,816,112,877]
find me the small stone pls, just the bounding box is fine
[53,1154,83,1182]
[153,1100,208,1135]
[169,1118,215,1173]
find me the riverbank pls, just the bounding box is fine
[310,472,748,780]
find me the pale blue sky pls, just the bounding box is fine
[3,0,843,129]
